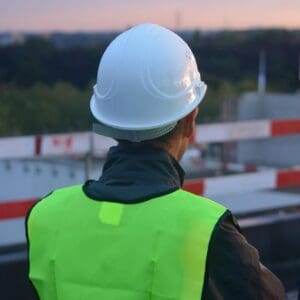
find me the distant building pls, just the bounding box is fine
[237,91,300,167]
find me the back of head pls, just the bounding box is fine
[91,23,206,143]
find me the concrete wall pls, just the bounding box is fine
[0,159,104,201]
[237,92,300,167]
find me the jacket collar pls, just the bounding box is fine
[83,143,185,203]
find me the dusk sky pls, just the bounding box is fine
[1,0,300,32]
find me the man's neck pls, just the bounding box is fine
[158,139,187,162]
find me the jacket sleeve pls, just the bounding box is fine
[202,211,285,300]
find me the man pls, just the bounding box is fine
[26,24,285,299]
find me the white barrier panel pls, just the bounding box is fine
[41,132,90,156]
[195,120,270,143]
[0,136,35,159]
[183,167,300,196]
[205,170,277,196]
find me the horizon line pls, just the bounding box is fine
[1,25,300,35]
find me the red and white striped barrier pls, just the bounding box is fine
[194,118,300,143]
[1,167,299,221]
[1,118,300,159]
[183,167,300,196]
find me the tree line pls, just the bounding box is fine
[0,29,299,136]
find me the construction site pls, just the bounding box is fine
[1,4,300,298]
[1,88,300,298]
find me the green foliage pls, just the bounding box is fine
[190,29,300,92]
[0,82,92,136]
[0,37,101,88]
[0,29,299,135]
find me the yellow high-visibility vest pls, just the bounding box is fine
[27,185,226,300]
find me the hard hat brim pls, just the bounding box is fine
[92,121,178,142]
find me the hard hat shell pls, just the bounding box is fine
[90,23,207,140]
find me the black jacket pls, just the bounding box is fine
[83,143,285,300]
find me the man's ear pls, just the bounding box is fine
[182,108,198,138]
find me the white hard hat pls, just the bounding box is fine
[91,23,207,141]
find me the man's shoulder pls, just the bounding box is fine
[29,184,82,216]
[42,184,82,200]
[175,189,227,214]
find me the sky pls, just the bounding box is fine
[1,0,300,32]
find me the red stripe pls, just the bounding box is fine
[271,119,300,136]
[183,179,205,195]
[245,164,258,172]
[276,169,300,189]
[35,135,42,155]
[0,199,37,220]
